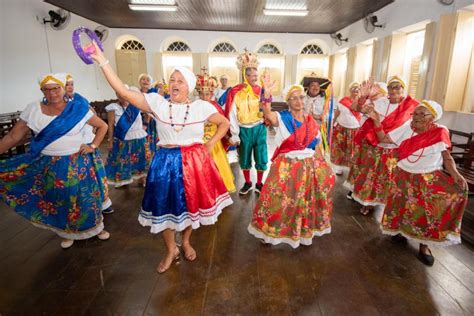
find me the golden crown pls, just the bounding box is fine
[236,49,259,71]
[195,67,218,92]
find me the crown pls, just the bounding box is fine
[195,67,218,92]
[236,49,259,71]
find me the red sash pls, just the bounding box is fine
[210,100,224,116]
[398,127,451,160]
[271,115,319,161]
[354,95,419,146]
[339,96,361,121]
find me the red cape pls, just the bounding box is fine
[398,126,451,160]
[339,96,361,121]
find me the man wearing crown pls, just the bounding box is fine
[224,50,268,195]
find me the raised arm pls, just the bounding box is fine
[261,71,278,126]
[0,120,30,154]
[88,41,150,113]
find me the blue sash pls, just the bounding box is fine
[280,111,319,150]
[113,105,140,141]
[1,93,90,169]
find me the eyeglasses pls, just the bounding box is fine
[288,95,305,101]
[42,86,62,94]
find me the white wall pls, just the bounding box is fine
[0,0,331,113]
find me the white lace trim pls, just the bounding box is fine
[31,221,105,240]
[108,174,147,187]
[247,224,331,249]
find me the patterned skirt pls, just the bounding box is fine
[381,167,468,247]
[330,124,358,173]
[247,150,335,248]
[105,137,150,187]
[139,143,233,233]
[91,148,112,210]
[344,140,397,206]
[0,153,104,239]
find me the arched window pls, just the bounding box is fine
[212,42,237,53]
[257,43,281,55]
[120,40,145,51]
[166,41,191,52]
[301,44,324,55]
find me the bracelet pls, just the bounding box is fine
[99,59,110,68]
[90,143,97,149]
[374,125,383,132]
[260,95,273,103]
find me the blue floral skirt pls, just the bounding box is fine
[105,137,150,186]
[146,119,158,156]
[0,152,104,240]
[91,148,112,210]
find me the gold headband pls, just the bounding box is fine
[40,75,65,89]
[421,100,437,118]
[285,85,304,101]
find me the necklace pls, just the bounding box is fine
[406,131,424,163]
[168,101,191,132]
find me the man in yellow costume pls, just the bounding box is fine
[224,50,268,195]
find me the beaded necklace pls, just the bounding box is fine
[405,129,425,163]
[168,101,191,132]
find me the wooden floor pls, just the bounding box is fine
[1,139,473,315]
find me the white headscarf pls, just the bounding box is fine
[172,66,196,91]
[282,84,305,101]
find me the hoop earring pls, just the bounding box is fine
[42,97,48,105]
[64,95,70,102]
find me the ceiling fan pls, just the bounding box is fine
[364,13,385,33]
[94,26,109,43]
[330,33,348,46]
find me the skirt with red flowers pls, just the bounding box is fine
[330,124,359,173]
[247,150,335,248]
[105,137,150,187]
[344,140,397,206]
[91,148,112,210]
[0,152,104,240]
[381,167,468,246]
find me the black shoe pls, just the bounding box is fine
[239,182,253,195]
[255,183,263,194]
[417,247,435,266]
[390,233,408,244]
[346,191,353,200]
[102,207,115,214]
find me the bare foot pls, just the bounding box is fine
[181,243,197,261]
[157,247,180,274]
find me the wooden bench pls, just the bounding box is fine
[449,129,473,165]
[90,99,118,124]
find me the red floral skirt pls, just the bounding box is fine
[381,167,468,246]
[247,150,335,248]
[344,140,397,206]
[330,124,359,173]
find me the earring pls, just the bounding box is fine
[42,97,48,105]
[64,95,70,102]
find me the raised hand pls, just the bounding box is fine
[86,40,107,64]
[261,71,276,95]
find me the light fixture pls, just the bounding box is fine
[263,9,308,16]
[128,4,178,11]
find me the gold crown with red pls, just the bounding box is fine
[236,49,259,71]
[195,67,218,92]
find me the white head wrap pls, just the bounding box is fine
[376,82,388,95]
[283,84,305,101]
[387,76,407,89]
[172,66,197,91]
[138,73,153,83]
[38,73,68,89]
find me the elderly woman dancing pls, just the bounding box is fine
[89,42,232,273]
[247,75,335,248]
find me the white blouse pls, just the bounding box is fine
[336,102,360,129]
[20,102,93,156]
[304,95,325,116]
[145,93,217,146]
[274,112,320,160]
[396,125,449,174]
[105,103,147,140]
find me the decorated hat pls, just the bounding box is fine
[236,49,259,71]
[301,72,331,90]
[420,100,443,121]
[195,67,218,92]
[387,75,406,89]
[283,84,305,102]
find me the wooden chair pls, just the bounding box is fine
[449,129,473,165]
